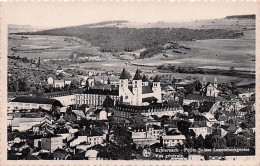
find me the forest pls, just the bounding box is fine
[15,27,243,52]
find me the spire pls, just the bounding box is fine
[203,76,206,82]
[142,75,149,82]
[119,68,129,79]
[107,77,111,85]
[133,68,142,80]
[214,76,217,82]
[153,75,160,82]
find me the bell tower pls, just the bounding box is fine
[132,69,142,105]
[152,75,162,102]
[119,68,129,100]
[213,76,218,89]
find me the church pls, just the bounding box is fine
[201,76,220,97]
[119,68,162,106]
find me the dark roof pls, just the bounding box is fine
[142,86,153,94]
[142,96,158,103]
[8,132,26,141]
[44,89,84,97]
[119,68,129,79]
[12,96,63,107]
[57,128,69,134]
[84,86,119,96]
[185,95,215,101]
[12,142,26,148]
[142,75,149,82]
[153,75,160,82]
[190,121,207,128]
[133,69,142,80]
[225,125,238,132]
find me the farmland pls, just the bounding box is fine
[8,17,255,85]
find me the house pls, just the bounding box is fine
[161,135,186,147]
[189,121,211,138]
[183,95,215,106]
[146,125,165,139]
[11,142,29,152]
[202,112,218,127]
[41,136,64,153]
[11,117,44,131]
[9,96,63,111]
[94,108,108,120]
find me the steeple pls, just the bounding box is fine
[202,76,207,87]
[213,76,218,88]
[119,68,129,79]
[107,77,110,85]
[142,75,148,82]
[153,75,160,82]
[133,68,142,80]
[142,75,149,86]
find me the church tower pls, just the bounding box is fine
[152,75,162,102]
[202,76,207,87]
[119,68,129,99]
[142,75,149,86]
[213,76,218,88]
[132,69,142,105]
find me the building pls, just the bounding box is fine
[183,95,215,106]
[75,85,119,107]
[189,121,212,138]
[9,96,63,111]
[161,135,186,147]
[119,68,162,106]
[45,89,84,106]
[201,76,220,97]
[11,117,44,131]
[40,136,64,153]
[114,104,183,122]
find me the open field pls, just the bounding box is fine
[132,30,255,71]
[8,35,99,59]
[8,18,255,85]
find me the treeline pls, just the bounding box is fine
[158,65,255,78]
[15,27,242,52]
[225,14,255,19]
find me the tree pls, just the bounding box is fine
[177,120,191,136]
[236,135,250,147]
[204,134,213,149]
[229,66,236,73]
[193,79,202,92]
[100,124,133,160]
[194,135,205,149]
[211,135,226,149]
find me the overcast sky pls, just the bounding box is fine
[2,1,258,28]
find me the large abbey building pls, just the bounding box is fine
[119,68,162,106]
[201,76,220,97]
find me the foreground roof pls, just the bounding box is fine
[12,96,63,107]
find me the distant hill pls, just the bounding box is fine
[8,24,51,33]
[14,26,242,52]
[225,14,255,19]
